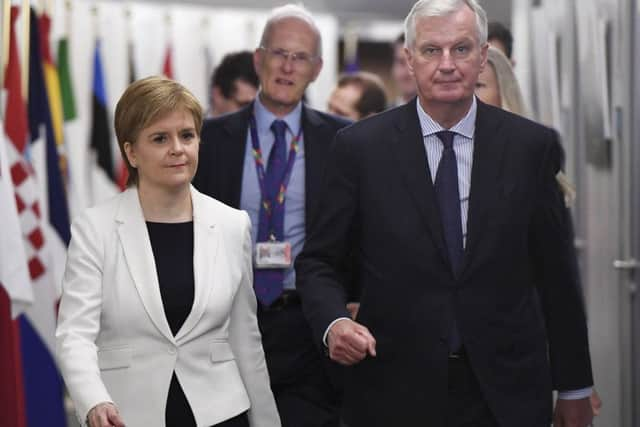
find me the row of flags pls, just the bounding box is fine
[1,5,69,427]
[0,3,177,425]
[1,4,178,425]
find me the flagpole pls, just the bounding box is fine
[1,0,10,119]
[21,0,30,101]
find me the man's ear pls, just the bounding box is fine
[404,46,415,76]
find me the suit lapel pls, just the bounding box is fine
[392,102,448,261]
[175,187,219,342]
[302,106,329,226]
[461,101,508,276]
[115,189,175,343]
[220,105,252,208]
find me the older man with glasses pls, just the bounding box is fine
[193,4,352,427]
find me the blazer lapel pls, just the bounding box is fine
[302,106,330,226]
[175,187,219,342]
[461,101,508,276]
[115,188,175,344]
[391,102,448,262]
[220,104,252,208]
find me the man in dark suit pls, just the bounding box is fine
[193,4,350,427]
[295,1,594,427]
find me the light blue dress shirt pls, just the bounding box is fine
[415,96,591,400]
[240,95,306,290]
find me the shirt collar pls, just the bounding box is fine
[416,96,477,139]
[253,92,303,137]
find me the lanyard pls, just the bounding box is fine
[249,114,302,230]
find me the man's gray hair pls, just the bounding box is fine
[259,4,323,58]
[404,0,488,49]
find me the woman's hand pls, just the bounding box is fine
[87,402,125,427]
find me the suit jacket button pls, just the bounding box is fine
[167,347,177,355]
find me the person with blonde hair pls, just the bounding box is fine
[475,45,527,115]
[56,76,280,427]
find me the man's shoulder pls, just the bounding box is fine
[338,103,409,138]
[478,101,552,136]
[303,106,352,131]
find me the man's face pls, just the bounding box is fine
[254,17,322,113]
[213,79,257,116]
[405,6,487,110]
[392,42,417,102]
[327,84,362,120]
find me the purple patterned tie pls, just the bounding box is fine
[434,130,463,351]
[254,120,288,306]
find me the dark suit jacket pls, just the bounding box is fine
[193,102,350,237]
[192,103,352,383]
[295,100,593,427]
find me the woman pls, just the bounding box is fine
[475,45,528,116]
[56,76,280,427]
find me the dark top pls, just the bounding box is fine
[147,221,196,427]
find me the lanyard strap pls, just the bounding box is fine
[249,114,302,222]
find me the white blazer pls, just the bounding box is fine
[56,186,280,427]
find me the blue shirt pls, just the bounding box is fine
[240,95,306,290]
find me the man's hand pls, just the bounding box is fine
[327,318,376,366]
[553,397,593,427]
[87,402,125,427]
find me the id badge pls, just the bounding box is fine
[255,241,292,269]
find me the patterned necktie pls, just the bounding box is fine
[434,130,463,351]
[254,120,288,306]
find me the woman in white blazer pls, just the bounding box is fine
[56,76,280,427]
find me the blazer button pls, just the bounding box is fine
[167,346,177,355]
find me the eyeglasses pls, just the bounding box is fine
[259,46,318,68]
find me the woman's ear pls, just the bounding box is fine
[123,141,137,168]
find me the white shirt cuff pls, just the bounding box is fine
[322,317,351,347]
[557,387,592,400]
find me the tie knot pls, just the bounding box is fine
[270,120,288,140]
[436,130,455,150]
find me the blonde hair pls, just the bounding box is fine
[114,76,203,187]
[486,47,527,117]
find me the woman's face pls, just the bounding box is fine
[475,62,501,108]
[124,108,199,192]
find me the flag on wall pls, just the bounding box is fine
[116,38,138,190]
[0,286,27,427]
[2,7,55,427]
[163,44,174,79]
[0,117,31,427]
[0,134,33,318]
[38,12,67,181]
[57,34,87,214]
[57,38,77,121]
[90,39,115,182]
[30,8,72,246]
[18,8,68,427]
